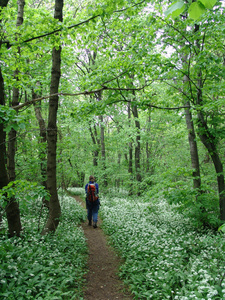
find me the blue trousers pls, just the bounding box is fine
[86,199,100,223]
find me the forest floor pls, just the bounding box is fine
[74,195,134,300]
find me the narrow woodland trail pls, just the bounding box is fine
[74,196,134,300]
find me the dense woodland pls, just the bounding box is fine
[1,0,225,299]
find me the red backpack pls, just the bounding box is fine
[87,183,98,202]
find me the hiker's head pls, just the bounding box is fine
[89,175,95,182]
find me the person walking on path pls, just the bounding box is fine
[85,175,100,228]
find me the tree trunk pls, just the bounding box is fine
[42,0,63,234]
[33,94,47,186]
[197,107,225,220]
[132,104,142,184]
[179,36,202,192]
[0,67,8,219]
[184,102,201,190]
[89,123,100,166]
[99,115,107,187]
[128,102,133,174]
[145,110,151,173]
[7,0,25,181]
[0,66,22,236]
[192,23,225,219]
[3,0,23,237]
[182,72,201,191]
[33,91,48,206]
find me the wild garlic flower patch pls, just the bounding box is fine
[67,187,84,196]
[100,197,225,300]
[59,194,86,224]
[0,194,88,299]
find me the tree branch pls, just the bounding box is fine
[141,102,189,110]
[3,0,148,47]
[12,83,148,111]
[2,15,100,46]
[109,98,189,110]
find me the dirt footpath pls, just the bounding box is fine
[74,196,133,300]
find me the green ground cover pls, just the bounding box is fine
[0,191,87,300]
[100,194,225,300]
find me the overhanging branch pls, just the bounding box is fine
[12,83,148,111]
[2,15,100,46]
[109,98,189,110]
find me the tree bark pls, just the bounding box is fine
[99,115,107,187]
[132,104,142,184]
[184,101,201,190]
[89,123,100,166]
[145,110,151,173]
[33,91,48,207]
[182,72,201,191]
[193,24,225,220]
[127,102,133,174]
[197,106,225,220]
[33,94,47,188]
[0,0,9,8]
[2,0,23,237]
[42,0,63,234]
[7,0,25,182]
[0,67,8,221]
[0,66,22,236]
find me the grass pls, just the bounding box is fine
[100,195,225,300]
[0,192,87,300]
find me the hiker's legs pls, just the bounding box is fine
[92,202,99,223]
[86,201,92,223]
[87,207,92,220]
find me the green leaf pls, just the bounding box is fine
[199,0,217,9]
[188,2,206,20]
[218,223,225,233]
[164,1,185,18]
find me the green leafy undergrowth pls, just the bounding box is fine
[100,196,225,299]
[67,187,84,197]
[0,194,87,300]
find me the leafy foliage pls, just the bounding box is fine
[165,0,218,20]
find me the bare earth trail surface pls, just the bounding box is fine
[74,195,134,300]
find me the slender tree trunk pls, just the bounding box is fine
[197,105,225,220]
[128,102,133,174]
[99,115,107,187]
[0,67,8,228]
[132,104,142,184]
[181,43,201,191]
[0,0,9,188]
[193,24,225,220]
[127,102,133,195]
[33,91,48,206]
[0,1,7,229]
[3,0,23,236]
[42,0,63,234]
[89,123,100,166]
[184,101,201,190]
[0,67,22,236]
[33,94,47,188]
[7,0,24,181]
[145,110,151,173]
[182,72,201,191]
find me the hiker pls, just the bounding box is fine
[85,175,100,228]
